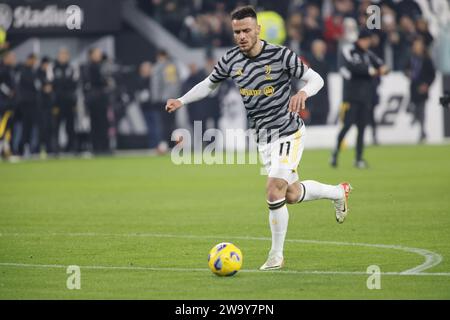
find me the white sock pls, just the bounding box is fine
[267,198,289,258]
[298,180,344,202]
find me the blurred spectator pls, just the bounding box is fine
[53,48,79,153]
[404,36,436,143]
[36,56,54,157]
[151,49,180,150]
[333,0,355,17]
[285,13,303,56]
[415,18,433,48]
[17,53,39,156]
[301,3,323,53]
[391,15,417,70]
[395,0,422,20]
[83,48,110,154]
[136,61,162,150]
[324,13,344,71]
[0,51,16,159]
[305,39,330,125]
[341,16,358,44]
[183,63,208,149]
[151,0,188,36]
[181,7,232,48]
[202,56,221,131]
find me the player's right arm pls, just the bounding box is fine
[165,52,231,113]
[165,77,220,113]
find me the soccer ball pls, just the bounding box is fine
[208,242,243,276]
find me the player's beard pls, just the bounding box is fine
[239,36,258,55]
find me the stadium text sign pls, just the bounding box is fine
[0,3,82,30]
[0,0,121,34]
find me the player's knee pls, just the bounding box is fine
[285,184,302,204]
[285,192,298,204]
[266,179,287,203]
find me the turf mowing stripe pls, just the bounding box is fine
[0,231,443,274]
[0,262,450,276]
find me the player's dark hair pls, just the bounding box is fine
[231,6,257,21]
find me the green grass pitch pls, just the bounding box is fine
[1,144,449,299]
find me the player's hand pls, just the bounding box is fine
[165,99,183,113]
[289,91,308,113]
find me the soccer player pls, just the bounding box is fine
[165,6,351,270]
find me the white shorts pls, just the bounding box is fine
[258,126,306,185]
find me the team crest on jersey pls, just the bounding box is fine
[235,68,243,77]
[264,65,272,80]
[263,86,274,97]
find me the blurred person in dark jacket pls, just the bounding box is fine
[391,15,416,70]
[182,62,208,149]
[306,39,329,125]
[151,49,180,151]
[83,48,110,154]
[53,48,78,153]
[415,18,433,48]
[368,32,384,145]
[331,30,388,169]
[136,61,162,150]
[0,51,16,159]
[17,53,39,156]
[301,3,323,53]
[202,57,221,131]
[36,56,54,157]
[404,36,436,143]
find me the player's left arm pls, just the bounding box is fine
[283,48,324,113]
[288,69,324,113]
[289,68,325,113]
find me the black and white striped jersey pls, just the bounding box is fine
[209,40,308,142]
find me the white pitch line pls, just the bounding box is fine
[0,262,450,277]
[0,232,445,275]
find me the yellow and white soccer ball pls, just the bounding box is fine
[208,242,243,276]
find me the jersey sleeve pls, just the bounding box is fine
[208,53,230,84]
[282,47,309,79]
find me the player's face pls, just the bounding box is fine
[231,17,260,54]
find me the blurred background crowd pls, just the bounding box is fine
[0,0,449,159]
[140,0,446,70]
